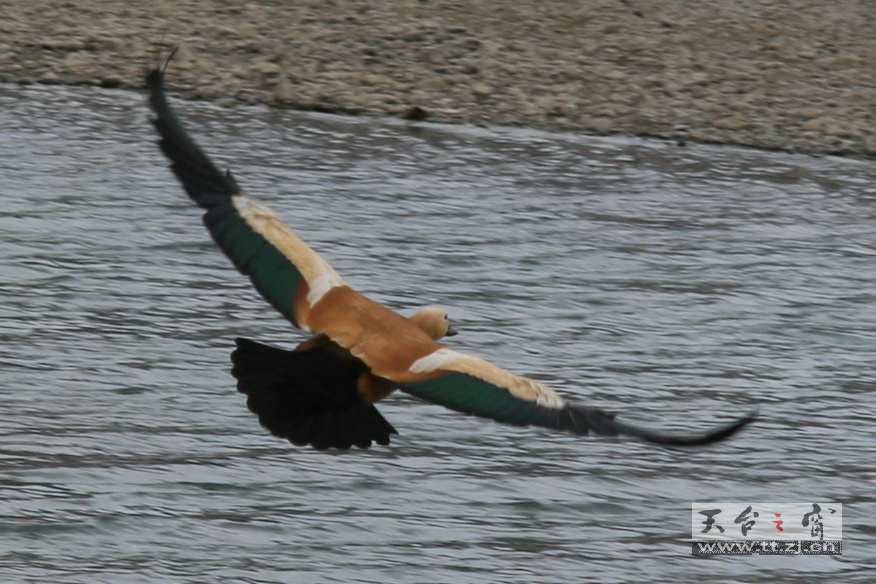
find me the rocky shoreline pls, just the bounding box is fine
[3,1,874,156]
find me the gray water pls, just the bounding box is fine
[1,82,874,583]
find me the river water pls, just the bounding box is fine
[1,82,874,583]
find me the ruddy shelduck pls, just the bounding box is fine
[147,65,756,450]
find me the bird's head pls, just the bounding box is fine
[409,305,458,340]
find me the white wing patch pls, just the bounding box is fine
[233,195,345,307]
[233,195,280,230]
[409,348,464,373]
[410,348,567,409]
[306,273,343,306]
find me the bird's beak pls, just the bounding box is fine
[445,325,459,337]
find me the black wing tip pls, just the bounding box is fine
[145,46,178,90]
[145,51,173,113]
[616,409,759,448]
[146,52,240,205]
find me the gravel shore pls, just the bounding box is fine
[3,1,875,156]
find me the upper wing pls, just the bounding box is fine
[395,348,756,446]
[147,65,451,372]
[147,67,345,329]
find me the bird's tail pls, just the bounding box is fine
[230,338,398,449]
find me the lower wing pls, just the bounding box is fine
[396,349,756,447]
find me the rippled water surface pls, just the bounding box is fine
[2,83,874,583]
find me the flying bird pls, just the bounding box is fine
[146,65,755,450]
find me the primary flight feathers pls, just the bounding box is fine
[147,66,756,450]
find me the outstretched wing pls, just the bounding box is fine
[147,67,345,329]
[395,348,756,446]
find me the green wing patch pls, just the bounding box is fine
[401,372,560,427]
[204,204,303,324]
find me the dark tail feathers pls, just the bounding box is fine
[231,338,398,449]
